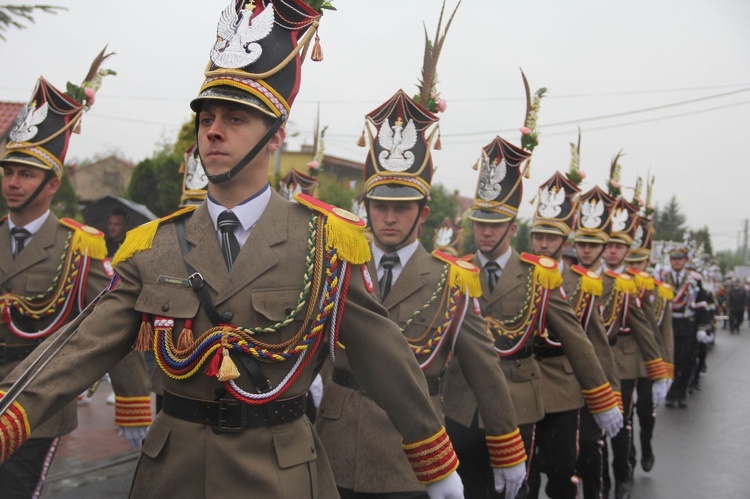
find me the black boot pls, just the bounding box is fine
[641,440,655,472]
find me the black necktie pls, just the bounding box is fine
[218,211,241,270]
[379,254,400,300]
[485,261,501,293]
[10,227,31,258]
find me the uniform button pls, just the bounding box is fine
[4,284,11,292]
[222,311,233,322]
[162,303,170,312]
[516,360,522,367]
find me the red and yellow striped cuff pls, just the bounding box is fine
[115,396,152,427]
[0,391,31,462]
[402,427,459,484]
[664,362,675,379]
[644,358,667,380]
[487,428,527,468]
[582,382,618,414]
[614,391,624,413]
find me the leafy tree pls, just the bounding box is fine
[316,171,359,211]
[421,183,459,252]
[716,249,743,276]
[653,196,687,242]
[51,171,80,219]
[0,5,65,40]
[689,226,713,256]
[126,144,182,217]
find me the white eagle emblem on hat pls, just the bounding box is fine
[538,186,566,218]
[211,1,275,69]
[631,225,644,248]
[378,117,417,172]
[580,199,604,229]
[10,101,48,143]
[478,155,507,201]
[611,208,628,232]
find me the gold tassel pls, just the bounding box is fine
[434,127,442,150]
[533,265,563,290]
[471,159,479,171]
[113,206,197,266]
[176,319,195,350]
[658,283,675,300]
[633,272,654,292]
[134,315,153,352]
[356,127,366,147]
[579,274,603,297]
[217,348,240,382]
[71,228,108,260]
[324,214,371,265]
[311,32,323,62]
[615,275,638,295]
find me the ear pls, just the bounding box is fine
[419,204,431,224]
[47,176,61,195]
[509,222,518,237]
[267,127,286,152]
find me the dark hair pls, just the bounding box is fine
[107,208,128,220]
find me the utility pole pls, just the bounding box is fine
[744,219,749,264]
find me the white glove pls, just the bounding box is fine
[119,426,149,449]
[651,378,669,408]
[696,329,709,343]
[425,471,464,499]
[494,462,526,499]
[592,406,623,438]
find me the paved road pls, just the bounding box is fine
[40,321,750,498]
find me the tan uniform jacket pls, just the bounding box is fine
[637,289,675,377]
[3,195,447,499]
[533,264,621,414]
[317,245,518,493]
[443,250,611,426]
[601,273,663,380]
[0,214,150,439]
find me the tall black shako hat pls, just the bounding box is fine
[1,48,113,179]
[531,171,580,236]
[609,197,640,246]
[190,0,324,184]
[469,136,531,223]
[362,90,439,201]
[573,185,615,244]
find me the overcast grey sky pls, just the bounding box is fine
[1,0,748,250]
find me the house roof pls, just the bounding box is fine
[0,102,24,139]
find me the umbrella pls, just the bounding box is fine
[82,195,157,233]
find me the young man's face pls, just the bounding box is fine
[670,256,687,272]
[628,259,648,272]
[530,233,566,258]
[473,220,517,260]
[603,242,629,269]
[574,241,604,268]
[197,101,283,178]
[1,164,59,214]
[369,199,429,250]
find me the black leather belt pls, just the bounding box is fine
[332,368,441,396]
[0,343,39,364]
[608,337,618,346]
[162,390,306,433]
[499,347,534,360]
[534,347,565,359]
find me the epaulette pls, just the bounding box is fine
[605,269,637,295]
[571,264,603,297]
[59,218,107,260]
[654,279,675,301]
[295,193,370,265]
[627,268,655,292]
[432,250,482,298]
[112,205,197,266]
[520,252,563,290]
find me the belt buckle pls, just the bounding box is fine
[212,400,246,434]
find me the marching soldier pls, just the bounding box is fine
[0,2,465,498]
[526,172,621,499]
[317,85,526,499]
[0,55,151,497]
[623,188,675,475]
[442,137,621,499]
[599,194,668,499]
[661,247,710,408]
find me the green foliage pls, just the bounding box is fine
[126,144,182,217]
[689,226,713,256]
[421,184,459,252]
[0,5,65,41]
[173,119,196,158]
[316,171,358,210]
[653,196,687,242]
[459,209,476,256]
[51,172,80,219]
[716,250,743,276]
[512,218,532,254]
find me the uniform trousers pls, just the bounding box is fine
[446,416,534,499]
[0,437,59,499]
[668,318,697,403]
[577,407,605,499]
[527,409,579,499]
[630,377,654,470]
[609,378,636,485]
